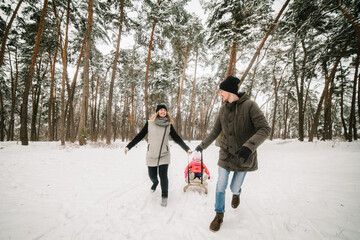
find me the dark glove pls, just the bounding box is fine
[195,145,203,152]
[235,146,252,162]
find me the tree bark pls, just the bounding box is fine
[91,76,100,142]
[7,48,19,141]
[340,65,348,139]
[20,0,48,145]
[48,48,57,141]
[78,0,93,145]
[338,0,360,45]
[348,49,359,141]
[37,93,43,140]
[107,0,124,144]
[294,37,308,141]
[337,0,360,130]
[31,61,47,141]
[67,37,85,142]
[97,69,108,140]
[323,64,336,140]
[176,42,190,136]
[248,44,269,98]
[239,0,290,85]
[308,35,351,141]
[145,19,157,120]
[270,63,287,140]
[0,80,4,141]
[282,90,292,139]
[52,0,69,145]
[226,42,237,77]
[121,96,128,141]
[0,0,24,67]
[188,49,198,140]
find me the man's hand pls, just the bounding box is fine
[195,145,203,152]
[235,146,252,162]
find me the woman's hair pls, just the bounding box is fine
[150,111,174,123]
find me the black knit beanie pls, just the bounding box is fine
[219,76,240,95]
[156,104,167,113]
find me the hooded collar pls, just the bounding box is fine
[225,92,249,109]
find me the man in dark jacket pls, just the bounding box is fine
[195,76,270,232]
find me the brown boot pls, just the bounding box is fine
[209,213,224,232]
[231,194,240,209]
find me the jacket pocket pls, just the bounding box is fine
[147,144,150,151]
[219,148,229,161]
[233,154,255,168]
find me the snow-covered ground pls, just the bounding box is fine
[0,139,359,240]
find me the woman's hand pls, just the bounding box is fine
[124,147,129,155]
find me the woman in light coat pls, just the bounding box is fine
[125,104,191,207]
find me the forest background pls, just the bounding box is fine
[0,0,359,146]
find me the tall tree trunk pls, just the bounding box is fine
[107,0,124,144]
[67,37,85,142]
[323,66,336,140]
[282,91,291,139]
[52,87,57,141]
[31,62,47,141]
[130,83,135,139]
[90,75,98,142]
[348,49,359,141]
[48,49,57,141]
[20,0,48,145]
[239,0,290,85]
[270,63,286,140]
[8,48,19,141]
[338,0,360,45]
[358,54,360,128]
[0,0,24,67]
[121,96,128,141]
[248,45,270,98]
[292,37,307,141]
[129,45,136,139]
[189,49,198,140]
[37,94,43,140]
[270,89,278,140]
[113,104,118,141]
[338,0,360,130]
[309,35,351,141]
[145,19,157,121]
[53,0,70,145]
[0,80,4,141]
[96,71,108,140]
[340,66,348,139]
[176,43,190,135]
[226,42,237,77]
[78,0,93,145]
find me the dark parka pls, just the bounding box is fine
[199,93,270,172]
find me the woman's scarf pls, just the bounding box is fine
[155,117,170,127]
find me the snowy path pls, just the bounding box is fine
[0,140,359,240]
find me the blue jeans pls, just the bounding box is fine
[215,166,247,213]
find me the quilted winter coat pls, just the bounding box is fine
[199,93,270,172]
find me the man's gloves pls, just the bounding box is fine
[124,147,129,155]
[235,146,252,162]
[195,145,203,152]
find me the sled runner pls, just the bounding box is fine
[183,151,209,194]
